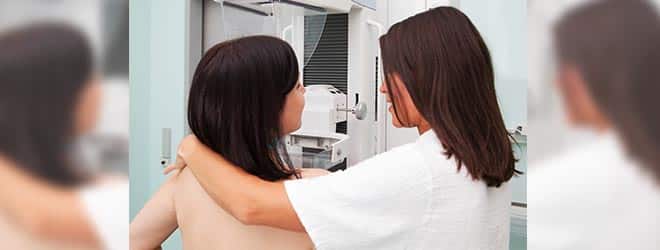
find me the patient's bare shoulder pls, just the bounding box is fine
[174,167,197,180]
[171,167,199,192]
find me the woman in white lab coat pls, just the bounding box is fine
[168,6,520,250]
[530,1,660,249]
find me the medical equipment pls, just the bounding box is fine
[201,0,384,170]
[285,85,354,169]
[132,2,528,247]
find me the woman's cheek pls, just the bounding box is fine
[297,92,305,127]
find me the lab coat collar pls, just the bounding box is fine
[597,131,644,170]
[417,129,442,150]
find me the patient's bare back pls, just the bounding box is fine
[173,168,326,250]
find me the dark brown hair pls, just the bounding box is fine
[0,23,92,186]
[554,0,660,182]
[380,7,519,187]
[187,36,300,181]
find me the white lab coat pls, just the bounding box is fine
[285,130,512,250]
[528,132,660,250]
[79,181,128,250]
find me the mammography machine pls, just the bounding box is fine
[201,0,386,170]
[132,1,527,248]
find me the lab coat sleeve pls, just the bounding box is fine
[284,145,432,250]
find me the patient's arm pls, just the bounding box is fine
[167,135,328,232]
[130,172,180,250]
[0,155,100,247]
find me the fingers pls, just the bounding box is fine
[163,156,186,175]
[163,141,193,175]
[162,164,178,175]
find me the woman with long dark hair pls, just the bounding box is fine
[168,7,519,249]
[130,35,326,250]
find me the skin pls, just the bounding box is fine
[165,75,431,231]
[280,81,306,133]
[382,74,431,134]
[75,76,103,134]
[131,81,325,249]
[0,156,99,247]
[556,64,612,132]
[0,77,102,247]
[167,62,612,236]
[130,167,326,250]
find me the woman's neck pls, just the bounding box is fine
[417,121,431,135]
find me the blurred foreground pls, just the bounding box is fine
[528,0,660,249]
[0,1,128,249]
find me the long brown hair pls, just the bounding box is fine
[554,0,660,182]
[380,7,519,187]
